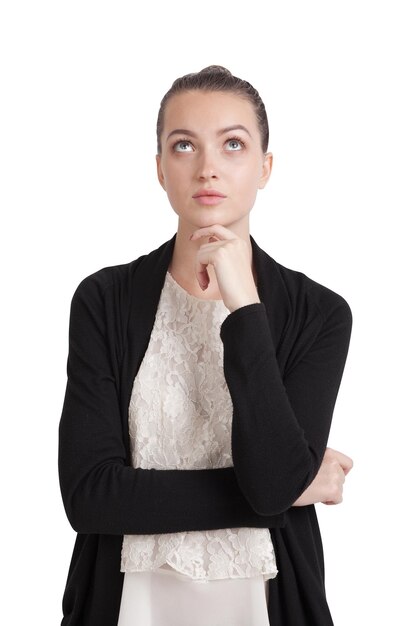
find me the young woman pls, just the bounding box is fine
[58,65,353,626]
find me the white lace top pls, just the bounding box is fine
[120,270,278,583]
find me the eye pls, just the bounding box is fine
[225,137,245,151]
[173,140,194,152]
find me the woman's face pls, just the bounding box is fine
[156,90,272,233]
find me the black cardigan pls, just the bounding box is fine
[58,232,353,625]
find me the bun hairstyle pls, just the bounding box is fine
[199,65,232,75]
[156,65,269,155]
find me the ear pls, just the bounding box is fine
[155,154,166,190]
[258,152,273,189]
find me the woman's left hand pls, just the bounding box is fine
[292,447,354,507]
[190,224,261,313]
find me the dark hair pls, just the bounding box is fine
[156,65,269,155]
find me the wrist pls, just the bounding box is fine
[228,295,261,314]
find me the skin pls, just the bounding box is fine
[156,88,353,506]
[293,447,353,506]
[156,89,272,308]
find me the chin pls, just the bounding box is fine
[178,208,244,232]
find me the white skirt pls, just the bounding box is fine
[117,563,271,626]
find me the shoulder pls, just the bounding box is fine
[73,255,146,300]
[274,257,352,328]
[67,255,148,331]
[252,236,352,329]
[267,258,353,373]
[72,236,173,302]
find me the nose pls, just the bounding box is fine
[196,147,219,180]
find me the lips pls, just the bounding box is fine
[192,189,227,198]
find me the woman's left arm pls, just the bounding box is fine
[219,297,353,516]
[190,225,353,517]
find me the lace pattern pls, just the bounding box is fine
[121,271,278,582]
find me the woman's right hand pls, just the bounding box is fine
[292,447,353,507]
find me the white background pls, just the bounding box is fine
[1,1,416,623]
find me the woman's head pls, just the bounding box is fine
[156,65,269,155]
[155,66,273,235]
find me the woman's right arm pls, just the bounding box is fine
[58,277,283,535]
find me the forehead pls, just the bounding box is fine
[162,90,258,134]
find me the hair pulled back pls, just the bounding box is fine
[156,65,269,154]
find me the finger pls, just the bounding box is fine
[193,264,209,290]
[324,485,344,505]
[190,224,237,241]
[198,268,209,289]
[194,249,214,290]
[331,449,354,475]
[191,226,236,290]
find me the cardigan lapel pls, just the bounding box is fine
[125,233,178,382]
[249,234,292,365]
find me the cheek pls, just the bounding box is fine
[162,169,182,193]
[233,159,263,188]
[165,159,192,185]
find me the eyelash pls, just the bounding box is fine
[226,136,246,149]
[172,136,246,152]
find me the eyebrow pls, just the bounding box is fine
[166,124,253,141]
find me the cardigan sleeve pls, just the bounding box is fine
[58,277,283,535]
[219,296,353,516]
